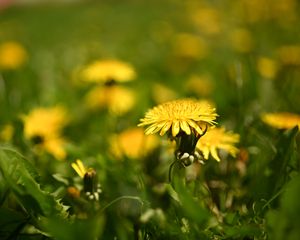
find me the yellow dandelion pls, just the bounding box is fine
[21,106,69,160]
[229,28,254,53]
[277,45,300,66]
[43,137,67,160]
[261,112,300,129]
[85,85,136,115]
[196,127,240,162]
[71,159,87,178]
[110,127,159,159]
[191,7,222,35]
[138,99,218,137]
[256,57,278,79]
[0,124,14,142]
[172,33,208,59]
[22,106,68,139]
[81,59,136,83]
[185,74,214,97]
[0,41,27,70]
[152,83,177,104]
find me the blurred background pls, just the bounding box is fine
[0,0,300,239]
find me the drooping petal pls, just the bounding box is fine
[172,120,180,137]
[180,120,191,135]
[159,121,172,136]
[210,147,221,162]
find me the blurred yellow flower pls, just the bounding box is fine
[172,33,208,59]
[42,136,67,160]
[0,124,14,142]
[0,41,27,70]
[22,106,68,139]
[256,57,278,79]
[191,7,222,35]
[85,85,136,115]
[229,28,254,53]
[277,45,300,66]
[196,127,240,162]
[185,74,214,97]
[21,106,69,160]
[240,0,297,24]
[110,127,159,159]
[152,83,177,104]
[261,112,300,129]
[81,59,136,83]
[138,99,218,137]
[71,159,87,178]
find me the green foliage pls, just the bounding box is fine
[0,0,300,239]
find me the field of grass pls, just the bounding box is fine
[0,0,300,239]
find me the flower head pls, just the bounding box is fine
[196,127,240,162]
[85,85,136,115]
[81,59,136,83]
[21,106,69,160]
[71,159,87,178]
[71,160,101,201]
[138,98,218,137]
[110,127,159,159]
[22,106,68,139]
[261,112,300,129]
[0,41,27,70]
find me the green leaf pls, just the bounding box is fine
[0,147,68,218]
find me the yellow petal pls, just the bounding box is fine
[187,120,203,135]
[172,120,180,137]
[76,159,86,175]
[211,147,221,162]
[201,147,210,160]
[145,124,160,135]
[180,120,191,135]
[159,121,172,136]
[71,162,85,178]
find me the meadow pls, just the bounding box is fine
[0,0,300,239]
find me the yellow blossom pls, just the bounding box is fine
[81,59,136,83]
[21,106,69,160]
[0,124,14,142]
[71,159,87,178]
[185,74,214,97]
[261,112,300,129]
[172,33,208,59]
[277,45,300,66]
[191,7,222,35]
[257,57,278,79]
[22,106,68,139]
[196,127,240,162]
[110,127,159,159]
[138,99,218,137]
[152,83,177,104]
[229,28,254,53]
[85,85,136,115]
[0,41,27,70]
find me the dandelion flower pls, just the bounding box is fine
[22,106,68,139]
[138,98,218,137]
[0,41,27,70]
[71,159,87,178]
[110,127,159,159]
[0,124,14,142]
[81,59,136,83]
[277,45,300,66]
[229,28,254,53]
[85,85,136,115]
[261,112,300,129]
[21,106,69,160]
[71,160,101,201]
[196,127,240,162]
[256,57,278,79]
